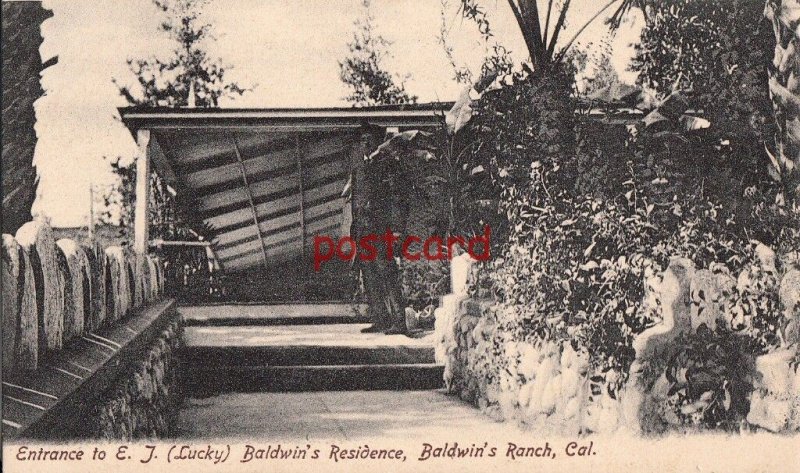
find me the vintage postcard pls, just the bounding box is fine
[1,0,799,472]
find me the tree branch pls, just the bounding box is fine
[507,0,546,67]
[507,0,538,66]
[543,0,554,46]
[546,0,572,57]
[555,0,620,63]
[520,0,543,42]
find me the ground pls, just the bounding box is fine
[176,305,502,440]
[176,390,519,440]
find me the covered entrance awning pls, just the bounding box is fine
[119,104,448,279]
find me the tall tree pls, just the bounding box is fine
[765,0,800,201]
[339,0,417,106]
[105,0,251,237]
[1,2,57,234]
[115,0,249,107]
[106,0,250,299]
[460,0,622,72]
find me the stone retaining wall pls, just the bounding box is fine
[2,219,179,440]
[436,248,800,435]
[82,316,183,439]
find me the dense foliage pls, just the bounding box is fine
[632,0,774,190]
[462,58,798,430]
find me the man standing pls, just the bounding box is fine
[347,124,408,335]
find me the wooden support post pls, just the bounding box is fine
[134,129,151,255]
[88,184,95,240]
[295,133,306,301]
[231,135,270,270]
[295,133,306,258]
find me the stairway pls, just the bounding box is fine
[178,305,444,396]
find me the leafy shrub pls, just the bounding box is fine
[401,258,450,312]
[461,63,799,430]
[665,321,758,430]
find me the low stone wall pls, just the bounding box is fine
[436,247,800,435]
[2,219,179,440]
[436,296,619,434]
[2,218,165,374]
[3,300,181,439]
[83,316,183,439]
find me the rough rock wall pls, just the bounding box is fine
[2,234,38,371]
[82,318,184,440]
[436,247,800,435]
[623,250,800,434]
[747,258,800,432]
[437,296,619,435]
[16,220,64,352]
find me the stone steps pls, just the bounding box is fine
[179,324,443,394]
[181,345,435,366]
[180,303,369,326]
[182,363,444,395]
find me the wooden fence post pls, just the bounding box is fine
[134,129,151,255]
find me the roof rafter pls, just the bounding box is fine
[231,134,269,270]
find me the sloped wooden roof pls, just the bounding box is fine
[119,104,448,272]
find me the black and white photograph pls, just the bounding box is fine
[1,0,799,472]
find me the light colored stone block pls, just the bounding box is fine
[57,239,87,341]
[16,219,64,351]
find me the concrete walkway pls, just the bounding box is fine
[175,308,499,442]
[183,323,437,348]
[180,303,368,326]
[176,390,520,440]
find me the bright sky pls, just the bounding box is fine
[33,0,643,227]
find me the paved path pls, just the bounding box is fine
[175,309,500,442]
[180,304,368,324]
[183,324,437,348]
[176,390,519,440]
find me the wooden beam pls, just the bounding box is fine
[222,221,342,270]
[215,209,342,260]
[231,135,269,269]
[185,147,296,189]
[169,132,289,167]
[196,159,347,217]
[197,172,297,214]
[214,199,342,251]
[218,230,303,262]
[186,135,349,193]
[296,133,306,260]
[134,129,151,255]
[149,135,177,184]
[223,244,301,271]
[119,107,449,133]
[204,180,346,235]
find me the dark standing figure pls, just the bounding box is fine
[348,124,409,335]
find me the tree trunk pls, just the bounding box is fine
[765,0,800,200]
[1,3,56,234]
